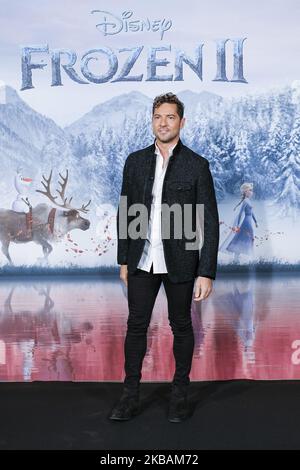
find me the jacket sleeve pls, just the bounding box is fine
[116,155,132,265]
[196,160,220,280]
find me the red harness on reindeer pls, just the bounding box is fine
[47,208,56,234]
[23,200,56,240]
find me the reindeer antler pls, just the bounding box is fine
[36,169,91,213]
[79,200,92,213]
[36,170,59,205]
[57,170,71,206]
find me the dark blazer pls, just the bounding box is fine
[117,137,220,283]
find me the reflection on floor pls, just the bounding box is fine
[0,273,299,381]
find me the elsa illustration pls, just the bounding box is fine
[219,182,258,262]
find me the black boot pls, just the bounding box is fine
[109,387,140,421]
[168,384,189,423]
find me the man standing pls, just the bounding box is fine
[109,92,219,422]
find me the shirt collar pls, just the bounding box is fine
[154,139,178,158]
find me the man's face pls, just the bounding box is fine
[152,103,185,143]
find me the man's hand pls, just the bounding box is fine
[120,264,128,287]
[193,276,213,301]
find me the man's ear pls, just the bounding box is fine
[180,117,186,129]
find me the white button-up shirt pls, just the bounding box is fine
[137,140,177,273]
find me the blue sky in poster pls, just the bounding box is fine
[0,0,299,125]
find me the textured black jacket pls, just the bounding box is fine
[117,137,220,283]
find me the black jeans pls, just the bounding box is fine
[124,264,195,391]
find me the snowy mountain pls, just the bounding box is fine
[0,84,81,208]
[65,90,153,139]
[0,85,67,153]
[65,89,224,140]
[178,89,223,115]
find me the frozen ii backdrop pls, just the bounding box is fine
[0,0,299,381]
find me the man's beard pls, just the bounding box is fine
[155,130,178,143]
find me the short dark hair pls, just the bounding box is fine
[152,92,184,119]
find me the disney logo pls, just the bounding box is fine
[91,10,172,40]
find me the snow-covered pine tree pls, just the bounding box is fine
[273,109,300,219]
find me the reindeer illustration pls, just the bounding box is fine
[0,169,91,264]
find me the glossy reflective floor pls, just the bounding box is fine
[0,273,299,381]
